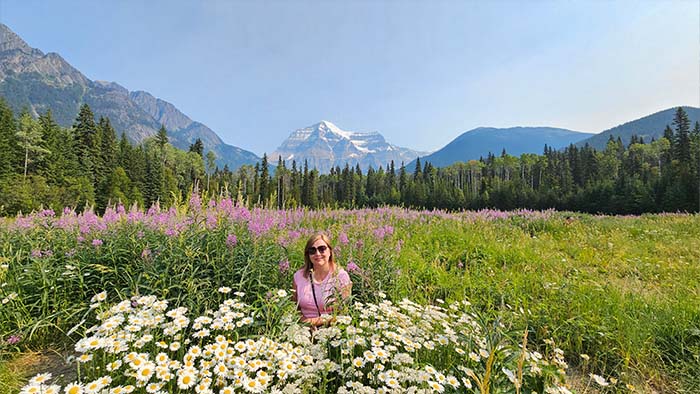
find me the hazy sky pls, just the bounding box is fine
[1,0,698,156]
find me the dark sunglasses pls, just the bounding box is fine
[307,245,328,255]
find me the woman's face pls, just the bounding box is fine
[308,238,331,270]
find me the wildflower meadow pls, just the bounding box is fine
[0,197,698,393]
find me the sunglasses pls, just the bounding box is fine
[307,245,328,255]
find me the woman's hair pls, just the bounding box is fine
[303,232,335,278]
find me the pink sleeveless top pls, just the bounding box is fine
[293,268,351,318]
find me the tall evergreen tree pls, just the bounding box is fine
[73,104,101,185]
[673,107,691,163]
[413,158,422,180]
[156,125,169,151]
[38,110,78,182]
[189,138,204,157]
[0,98,20,179]
[259,154,270,205]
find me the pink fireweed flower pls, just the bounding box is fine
[226,234,238,248]
[6,335,21,345]
[141,248,152,260]
[338,232,349,245]
[347,261,360,273]
[278,260,290,273]
[92,239,103,247]
[189,193,202,211]
[31,249,42,258]
[206,212,218,229]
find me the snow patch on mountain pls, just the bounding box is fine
[271,121,425,173]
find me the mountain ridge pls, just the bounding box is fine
[574,106,700,150]
[0,23,259,169]
[411,126,590,168]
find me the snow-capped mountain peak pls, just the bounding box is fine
[271,121,425,173]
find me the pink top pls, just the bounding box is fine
[293,267,351,318]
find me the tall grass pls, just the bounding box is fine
[0,203,698,391]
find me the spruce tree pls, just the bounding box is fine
[413,158,422,180]
[156,125,169,151]
[38,110,77,182]
[0,98,20,179]
[673,107,691,163]
[259,154,270,205]
[189,138,204,157]
[73,104,101,185]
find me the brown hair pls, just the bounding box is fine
[303,232,335,279]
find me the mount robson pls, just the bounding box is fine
[2,22,700,173]
[0,23,259,169]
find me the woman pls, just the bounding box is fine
[292,233,352,326]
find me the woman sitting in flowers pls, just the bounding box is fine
[292,232,352,326]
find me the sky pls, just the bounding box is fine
[1,0,699,156]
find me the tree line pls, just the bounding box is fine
[1,99,698,215]
[0,100,206,214]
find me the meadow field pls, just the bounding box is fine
[0,197,698,393]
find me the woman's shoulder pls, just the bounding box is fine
[293,268,307,281]
[334,267,351,283]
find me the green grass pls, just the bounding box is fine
[0,208,698,392]
[392,214,700,392]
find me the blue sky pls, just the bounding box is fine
[2,0,698,156]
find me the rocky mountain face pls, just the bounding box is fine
[0,23,259,169]
[271,121,426,173]
[412,126,590,168]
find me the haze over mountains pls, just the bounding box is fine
[1,23,698,174]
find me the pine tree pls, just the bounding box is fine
[259,154,270,205]
[73,104,101,185]
[291,160,301,207]
[308,168,319,208]
[0,100,20,180]
[156,125,169,151]
[144,153,163,206]
[413,158,422,180]
[189,138,204,157]
[673,107,691,163]
[38,110,78,182]
[301,160,309,205]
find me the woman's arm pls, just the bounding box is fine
[341,283,352,300]
[302,315,335,326]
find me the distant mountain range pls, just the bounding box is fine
[271,121,427,172]
[0,23,259,169]
[1,23,698,173]
[574,106,700,150]
[414,106,700,168]
[412,127,590,168]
